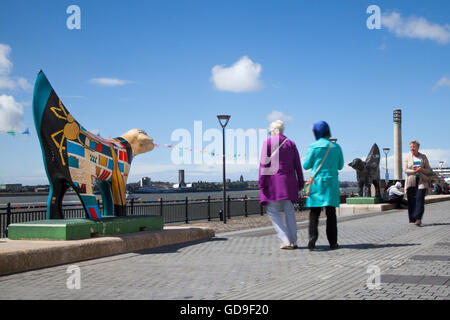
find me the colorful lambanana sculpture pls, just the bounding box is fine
[33,71,154,220]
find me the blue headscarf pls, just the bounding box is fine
[313,121,331,140]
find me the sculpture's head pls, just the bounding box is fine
[348,158,365,171]
[120,129,154,157]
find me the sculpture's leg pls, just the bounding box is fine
[364,182,372,197]
[110,146,127,217]
[373,180,381,198]
[358,181,364,197]
[98,181,114,217]
[79,194,102,220]
[47,180,69,219]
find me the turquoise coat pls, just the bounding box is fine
[303,138,344,208]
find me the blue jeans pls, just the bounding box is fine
[406,187,426,222]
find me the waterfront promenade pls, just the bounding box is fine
[0,199,449,300]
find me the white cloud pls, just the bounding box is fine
[382,11,450,44]
[419,149,450,168]
[433,76,450,90]
[89,78,130,86]
[0,95,25,132]
[0,43,32,92]
[0,44,13,75]
[0,76,17,90]
[16,77,32,91]
[0,76,32,91]
[266,110,294,123]
[211,56,263,93]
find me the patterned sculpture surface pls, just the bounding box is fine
[348,143,381,198]
[33,71,154,220]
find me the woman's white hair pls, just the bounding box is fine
[269,120,284,134]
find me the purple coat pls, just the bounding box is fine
[258,134,304,204]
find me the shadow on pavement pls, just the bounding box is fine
[420,223,450,227]
[308,243,420,251]
[134,237,228,255]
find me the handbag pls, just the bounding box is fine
[303,141,333,197]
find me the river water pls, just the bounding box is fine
[0,190,261,205]
[0,187,358,206]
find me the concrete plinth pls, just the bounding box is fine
[346,197,382,204]
[8,216,164,240]
[338,203,396,216]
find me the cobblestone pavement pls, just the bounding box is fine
[0,202,449,300]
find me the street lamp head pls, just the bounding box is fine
[383,148,390,155]
[217,115,231,128]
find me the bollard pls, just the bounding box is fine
[244,195,248,217]
[160,198,163,217]
[97,199,102,215]
[5,202,11,238]
[207,196,211,221]
[260,202,264,216]
[130,198,134,215]
[227,195,231,219]
[185,197,189,224]
[218,209,224,221]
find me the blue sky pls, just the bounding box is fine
[1,0,450,185]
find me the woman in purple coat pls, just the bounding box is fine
[259,120,304,249]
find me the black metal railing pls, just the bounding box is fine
[0,195,268,238]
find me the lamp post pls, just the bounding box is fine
[217,114,230,224]
[383,147,390,185]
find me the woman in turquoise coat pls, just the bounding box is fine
[303,121,344,251]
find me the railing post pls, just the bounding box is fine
[131,198,134,215]
[185,197,189,224]
[227,195,231,220]
[207,196,211,221]
[160,198,163,217]
[244,195,248,217]
[260,201,264,216]
[6,202,11,237]
[97,199,101,215]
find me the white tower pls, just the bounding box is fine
[393,109,402,180]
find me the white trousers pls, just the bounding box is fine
[266,200,298,245]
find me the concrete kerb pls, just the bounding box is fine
[0,226,214,276]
